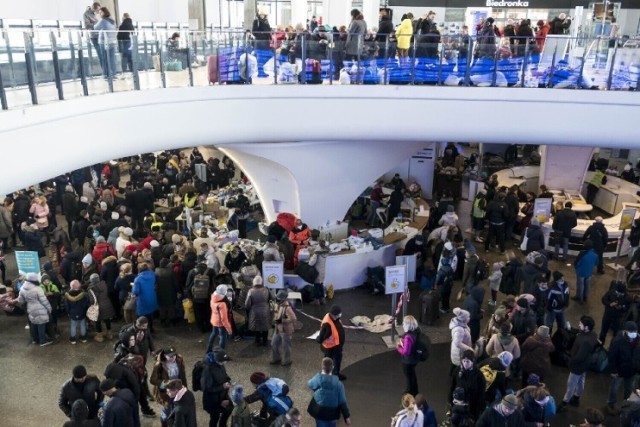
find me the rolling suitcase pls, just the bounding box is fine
[207,55,219,84]
[419,290,440,326]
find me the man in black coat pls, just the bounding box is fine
[600,281,632,343]
[484,192,509,254]
[462,286,484,343]
[504,186,520,244]
[552,202,577,261]
[607,321,640,414]
[403,234,427,279]
[166,379,197,427]
[559,316,598,410]
[104,361,141,400]
[202,349,233,427]
[476,394,524,427]
[125,183,154,233]
[511,297,537,345]
[59,365,103,421]
[100,379,140,427]
[449,350,486,420]
[375,9,394,43]
[61,185,78,238]
[583,216,609,274]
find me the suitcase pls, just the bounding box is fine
[207,55,219,84]
[419,290,440,326]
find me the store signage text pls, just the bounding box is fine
[486,0,530,7]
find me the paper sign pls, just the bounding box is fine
[262,261,284,289]
[385,265,406,294]
[620,208,637,230]
[15,251,41,275]
[533,198,553,224]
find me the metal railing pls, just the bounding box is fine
[0,29,638,110]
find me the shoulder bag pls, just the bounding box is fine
[87,289,100,322]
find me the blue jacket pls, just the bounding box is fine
[102,388,140,427]
[307,373,350,421]
[575,249,599,278]
[132,270,158,316]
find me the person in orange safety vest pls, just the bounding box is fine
[316,305,346,381]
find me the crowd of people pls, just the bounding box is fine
[4,142,640,426]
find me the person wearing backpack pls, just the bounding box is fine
[391,393,424,427]
[583,216,608,274]
[396,315,422,396]
[545,271,570,333]
[201,349,233,427]
[307,358,351,426]
[186,262,214,333]
[245,372,293,423]
[207,285,233,352]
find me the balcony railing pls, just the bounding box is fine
[0,29,638,110]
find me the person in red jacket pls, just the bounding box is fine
[535,20,551,52]
[92,236,116,272]
[207,285,232,352]
[288,219,311,267]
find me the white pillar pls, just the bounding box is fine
[322,0,351,29]
[362,0,378,32]
[290,0,308,29]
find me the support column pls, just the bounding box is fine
[291,0,308,28]
[244,0,257,30]
[362,0,378,33]
[322,0,352,29]
[188,0,206,30]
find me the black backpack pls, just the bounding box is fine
[413,332,431,362]
[191,272,210,302]
[475,258,489,282]
[192,361,204,392]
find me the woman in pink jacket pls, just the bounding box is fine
[397,315,421,396]
[29,196,50,230]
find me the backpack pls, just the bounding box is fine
[71,261,83,282]
[236,196,250,216]
[192,361,204,392]
[412,332,431,362]
[475,258,489,282]
[258,378,293,416]
[118,353,146,382]
[480,365,498,391]
[192,272,210,302]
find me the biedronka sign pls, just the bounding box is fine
[486,0,530,6]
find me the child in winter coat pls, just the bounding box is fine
[64,280,89,344]
[488,262,504,306]
[229,384,252,427]
[40,273,61,335]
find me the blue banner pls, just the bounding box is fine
[15,251,41,275]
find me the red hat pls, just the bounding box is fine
[250,372,267,385]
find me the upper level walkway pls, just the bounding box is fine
[0,29,638,111]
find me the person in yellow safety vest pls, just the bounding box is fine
[316,305,346,380]
[144,212,164,232]
[183,192,197,209]
[586,167,607,205]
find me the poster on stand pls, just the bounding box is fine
[385,265,406,295]
[620,208,637,230]
[15,251,41,275]
[262,261,284,289]
[533,198,553,224]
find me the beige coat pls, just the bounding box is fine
[273,301,296,336]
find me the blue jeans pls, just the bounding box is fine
[207,326,228,351]
[30,322,47,344]
[563,372,586,402]
[69,318,87,338]
[545,310,565,333]
[368,199,381,226]
[608,375,634,404]
[576,276,592,301]
[555,236,569,259]
[90,37,104,74]
[315,420,337,427]
[101,45,117,78]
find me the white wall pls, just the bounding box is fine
[618,9,640,36]
[0,85,639,203]
[118,0,189,24]
[539,145,594,193]
[1,0,89,21]
[220,140,426,228]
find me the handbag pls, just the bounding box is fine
[36,216,48,225]
[123,292,137,311]
[520,229,529,251]
[87,289,100,322]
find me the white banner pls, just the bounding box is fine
[385,265,407,295]
[262,261,284,289]
[396,254,417,283]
